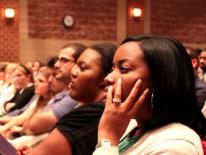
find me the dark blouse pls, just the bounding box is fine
[7,85,34,113]
[56,102,104,155]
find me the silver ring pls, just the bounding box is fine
[112,98,121,104]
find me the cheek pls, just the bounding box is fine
[21,76,27,81]
[64,64,72,72]
[121,76,150,101]
[43,85,49,93]
[75,79,89,93]
[121,79,136,101]
[75,78,98,95]
[38,85,48,94]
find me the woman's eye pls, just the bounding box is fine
[120,66,129,73]
[38,79,45,83]
[79,64,86,71]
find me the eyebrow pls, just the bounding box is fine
[58,57,74,62]
[116,58,139,68]
[116,59,128,65]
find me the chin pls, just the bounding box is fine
[69,91,76,99]
[71,95,79,101]
[55,74,62,79]
[35,91,39,94]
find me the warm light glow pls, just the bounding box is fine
[5,8,15,18]
[133,8,142,17]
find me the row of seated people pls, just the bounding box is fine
[194,48,206,84]
[0,35,206,155]
[0,43,87,149]
[186,47,206,117]
[0,63,34,115]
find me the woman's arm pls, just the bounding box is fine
[0,115,14,125]
[0,106,34,137]
[22,111,57,135]
[28,128,72,155]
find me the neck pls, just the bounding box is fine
[57,77,70,86]
[81,89,105,104]
[55,84,67,94]
[135,99,152,131]
[42,93,51,101]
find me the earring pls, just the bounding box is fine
[151,90,154,108]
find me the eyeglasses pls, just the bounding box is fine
[58,57,74,63]
[200,57,206,60]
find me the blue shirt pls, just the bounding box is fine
[42,89,77,120]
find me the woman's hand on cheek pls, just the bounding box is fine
[98,79,149,145]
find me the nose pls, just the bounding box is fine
[48,75,54,82]
[54,60,60,68]
[34,81,38,89]
[104,71,115,86]
[71,65,78,78]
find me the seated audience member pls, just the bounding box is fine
[7,95,38,117]
[198,49,206,83]
[28,43,117,155]
[92,35,206,155]
[186,47,206,110]
[26,61,42,79]
[4,64,34,114]
[0,67,53,139]
[22,43,86,135]
[0,63,18,110]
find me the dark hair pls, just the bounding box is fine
[0,64,7,72]
[186,47,199,60]
[89,43,117,75]
[62,43,87,61]
[47,56,58,68]
[122,34,206,137]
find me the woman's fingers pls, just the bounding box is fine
[105,78,149,117]
[130,88,149,115]
[124,79,143,110]
[105,86,113,107]
[113,78,122,104]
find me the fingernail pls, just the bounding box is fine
[108,86,113,92]
[137,79,143,84]
[144,88,149,94]
[118,78,121,84]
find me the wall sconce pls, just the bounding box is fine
[4,8,15,19]
[133,8,142,17]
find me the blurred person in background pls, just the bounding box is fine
[198,49,206,83]
[186,47,206,110]
[0,63,18,114]
[3,64,34,114]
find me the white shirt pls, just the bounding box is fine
[93,122,203,155]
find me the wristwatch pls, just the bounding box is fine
[96,139,115,149]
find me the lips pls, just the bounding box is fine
[69,80,75,89]
[104,86,109,92]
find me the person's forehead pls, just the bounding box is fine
[35,73,47,81]
[78,48,101,64]
[59,48,75,58]
[116,42,142,58]
[201,51,206,54]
